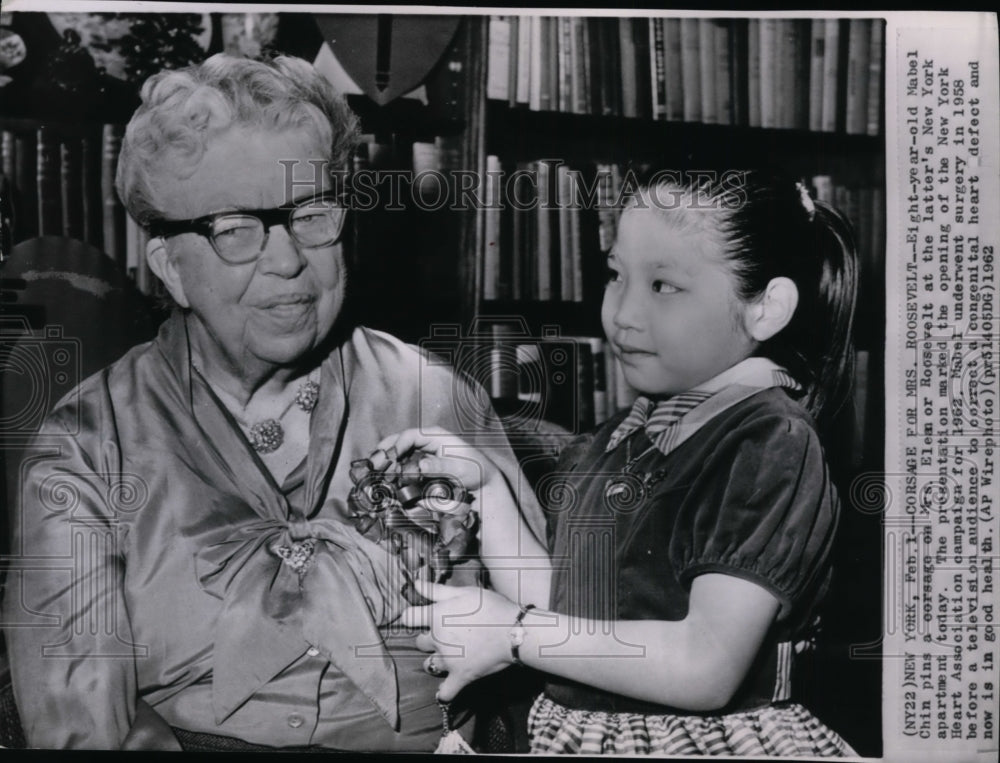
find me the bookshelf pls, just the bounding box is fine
[467,15,885,755]
[0,11,883,755]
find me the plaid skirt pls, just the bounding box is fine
[528,694,858,756]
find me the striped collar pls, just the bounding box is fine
[606,358,802,456]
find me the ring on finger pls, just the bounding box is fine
[425,655,447,677]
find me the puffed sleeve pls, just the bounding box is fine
[668,413,839,621]
[2,407,138,748]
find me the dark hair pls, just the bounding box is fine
[638,170,859,426]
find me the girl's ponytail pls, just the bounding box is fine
[710,171,860,427]
[797,199,859,425]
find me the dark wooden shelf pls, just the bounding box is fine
[485,100,884,175]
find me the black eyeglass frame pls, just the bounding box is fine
[146,192,349,264]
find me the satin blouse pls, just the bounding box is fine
[2,312,543,750]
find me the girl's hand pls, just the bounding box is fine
[371,427,502,508]
[399,581,522,702]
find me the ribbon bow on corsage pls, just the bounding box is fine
[347,451,479,603]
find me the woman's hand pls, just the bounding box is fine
[399,581,522,702]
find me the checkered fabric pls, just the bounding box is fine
[527,694,857,756]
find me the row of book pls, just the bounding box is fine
[481,157,886,309]
[487,16,884,135]
[482,156,596,303]
[1,123,127,263]
[0,122,174,298]
[473,320,873,467]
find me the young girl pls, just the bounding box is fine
[378,171,859,756]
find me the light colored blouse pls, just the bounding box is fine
[3,312,543,750]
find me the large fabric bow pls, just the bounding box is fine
[195,516,409,728]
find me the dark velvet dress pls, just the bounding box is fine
[530,389,856,756]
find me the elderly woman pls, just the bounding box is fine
[2,54,544,750]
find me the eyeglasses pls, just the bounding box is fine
[148,193,349,265]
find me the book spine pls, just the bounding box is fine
[80,134,102,248]
[60,138,84,240]
[529,16,543,110]
[808,20,826,131]
[866,20,884,136]
[588,18,606,117]
[507,16,520,108]
[758,19,777,128]
[101,124,126,268]
[36,126,62,236]
[1,130,16,243]
[679,19,702,123]
[663,19,683,121]
[511,163,529,300]
[604,19,622,116]
[15,132,38,240]
[489,322,520,400]
[777,20,798,129]
[618,18,639,118]
[535,160,553,301]
[730,19,749,126]
[649,19,666,119]
[586,337,608,425]
[713,20,732,126]
[487,16,511,100]
[1,130,14,183]
[516,15,532,105]
[634,18,654,120]
[595,163,616,253]
[793,20,811,129]
[0,173,12,260]
[558,17,573,113]
[572,338,595,431]
[557,164,574,301]
[483,154,502,301]
[569,169,583,302]
[571,17,589,115]
[845,19,872,134]
[698,19,717,124]
[821,19,842,131]
[546,18,560,112]
[747,19,761,127]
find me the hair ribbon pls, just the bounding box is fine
[795,181,816,221]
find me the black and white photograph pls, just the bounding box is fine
[0,3,995,759]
